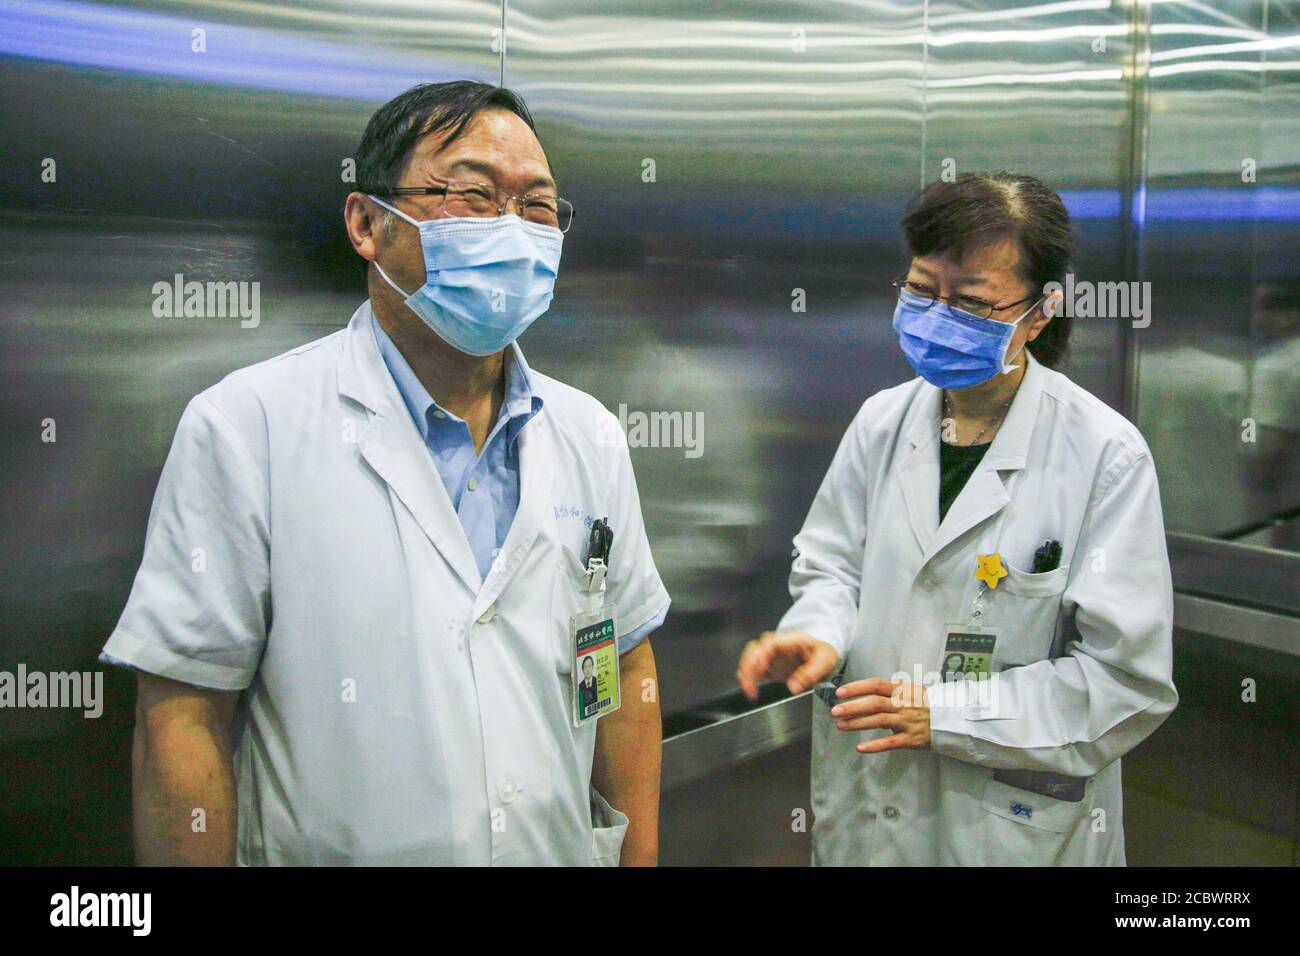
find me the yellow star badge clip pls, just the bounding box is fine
[975,553,1008,589]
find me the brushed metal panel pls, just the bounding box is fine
[1168,531,1300,615]
[1174,593,1300,657]
[2,0,1294,868]
[1135,0,1300,543]
[662,691,813,791]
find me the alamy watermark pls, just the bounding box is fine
[152,273,260,328]
[50,886,150,936]
[597,403,704,459]
[0,666,103,718]
[1043,273,1152,329]
[890,664,1003,717]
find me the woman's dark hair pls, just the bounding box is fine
[901,171,1075,368]
[355,81,540,196]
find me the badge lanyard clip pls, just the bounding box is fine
[584,558,607,614]
[969,582,989,627]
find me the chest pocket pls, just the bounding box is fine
[552,544,590,676]
[986,562,1070,669]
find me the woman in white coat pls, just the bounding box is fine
[737,171,1177,866]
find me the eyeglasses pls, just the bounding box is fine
[378,178,575,233]
[892,276,1039,321]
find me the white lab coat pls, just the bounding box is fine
[102,301,669,866]
[778,353,1177,866]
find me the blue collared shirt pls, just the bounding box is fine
[371,314,540,582]
[371,315,667,652]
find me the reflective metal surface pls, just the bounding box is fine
[662,687,812,792]
[1135,0,1300,543]
[0,0,1296,866]
[1168,530,1300,615]
[1123,624,1300,867]
[1173,592,1300,657]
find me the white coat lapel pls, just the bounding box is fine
[898,382,942,557]
[474,406,555,617]
[926,469,1010,566]
[337,302,482,593]
[921,353,1046,568]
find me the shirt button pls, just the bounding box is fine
[499,781,520,804]
[884,805,900,820]
[467,477,479,491]
[919,575,937,592]
[432,409,446,419]
[477,604,496,624]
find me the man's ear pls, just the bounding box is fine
[343,192,382,263]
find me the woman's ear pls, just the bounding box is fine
[1027,287,1064,342]
[1040,286,1065,320]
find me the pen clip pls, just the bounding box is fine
[585,517,612,570]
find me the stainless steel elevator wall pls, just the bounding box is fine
[1135,0,1300,545]
[0,0,1296,866]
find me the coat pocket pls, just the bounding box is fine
[589,787,629,866]
[999,562,1070,598]
[987,563,1069,668]
[982,775,1092,835]
[980,775,1095,864]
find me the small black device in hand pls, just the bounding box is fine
[815,668,847,707]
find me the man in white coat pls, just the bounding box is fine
[102,81,670,866]
[738,172,1177,866]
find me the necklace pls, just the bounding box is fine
[943,389,1015,447]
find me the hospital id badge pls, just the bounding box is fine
[570,605,621,726]
[940,625,997,682]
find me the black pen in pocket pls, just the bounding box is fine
[1031,539,1062,573]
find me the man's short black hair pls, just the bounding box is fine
[901,171,1076,368]
[355,80,540,196]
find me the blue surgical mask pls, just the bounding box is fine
[892,287,1038,389]
[368,195,563,356]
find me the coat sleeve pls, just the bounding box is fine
[928,448,1178,776]
[99,392,272,690]
[775,407,870,659]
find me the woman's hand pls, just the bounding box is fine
[737,630,840,700]
[831,678,931,753]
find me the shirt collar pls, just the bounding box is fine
[369,310,543,444]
